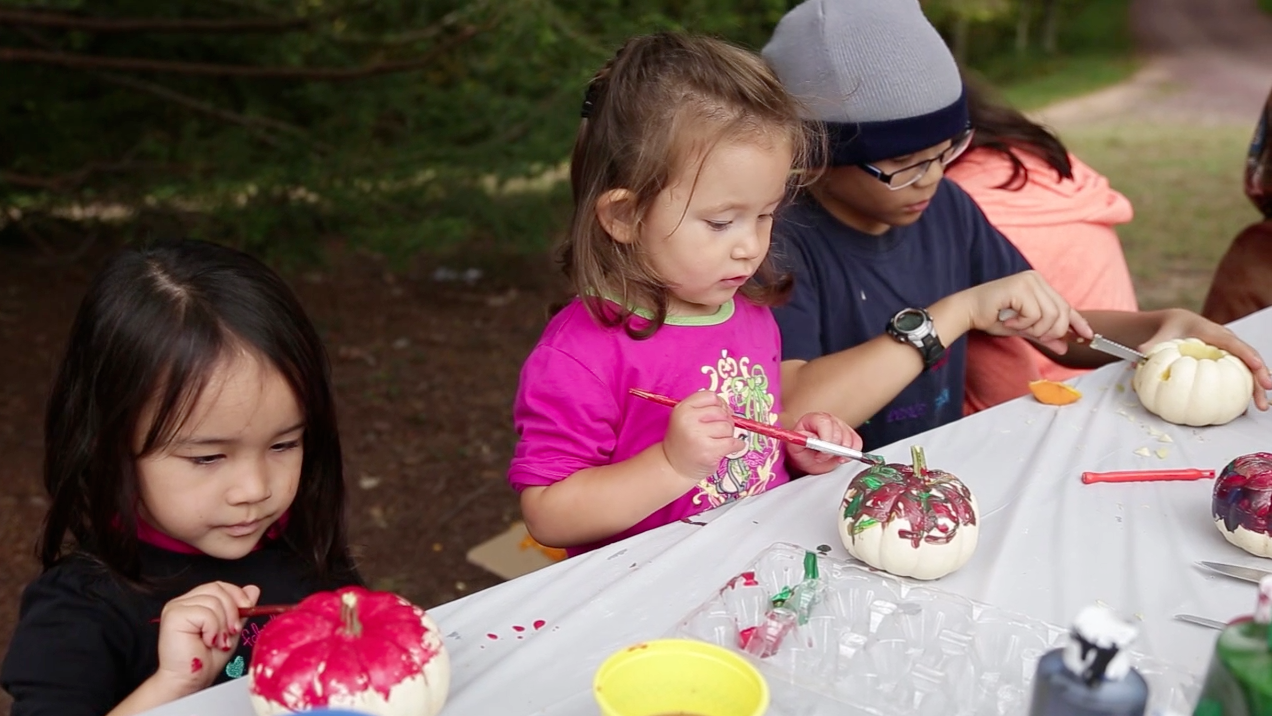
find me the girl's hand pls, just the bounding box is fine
[787,411,863,476]
[1136,308,1272,410]
[961,271,1093,352]
[153,582,261,694]
[662,390,743,483]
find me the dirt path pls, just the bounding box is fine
[1039,0,1272,126]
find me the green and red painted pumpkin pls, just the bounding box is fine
[1213,452,1272,558]
[838,446,979,580]
[248,586,450,716]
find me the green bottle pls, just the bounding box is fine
[1194,575,1272,715]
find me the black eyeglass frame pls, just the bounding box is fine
[858,127,976,191]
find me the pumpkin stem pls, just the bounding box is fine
[911,445,927,476]
[340,591,362,637]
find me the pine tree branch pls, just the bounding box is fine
[0,25,481,79]
[12,27,321,152]
[0,8,308,33]
[0,155,146,193]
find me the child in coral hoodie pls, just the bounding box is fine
[946,81,1139,413]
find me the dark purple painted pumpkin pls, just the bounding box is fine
[1213,452,1272,557]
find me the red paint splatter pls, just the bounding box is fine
[190,657,203,673]
[486,633,499,640]
[511,625,525,632]
[532,619,546,630]
[735,571,759,587]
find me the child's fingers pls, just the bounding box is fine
[163,600,225,648]
[242,584,262,606]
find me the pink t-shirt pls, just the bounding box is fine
[509,297,789,554]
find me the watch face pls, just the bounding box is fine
[895,310,926,332]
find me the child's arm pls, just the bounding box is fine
[106,582,260,716]
[1037,308,1271,410]
[781,270,1089,427]
[520,391,743,548]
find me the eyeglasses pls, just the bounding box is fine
[859,128,975,191]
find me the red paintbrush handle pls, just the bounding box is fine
[628,389,810,447]
[149,604,293,624]
[1081,468,1216,484]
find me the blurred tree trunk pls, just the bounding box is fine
[951,12,970,64]
[1041,0,1060,53]
[1015,0,1032,54]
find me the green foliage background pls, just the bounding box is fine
[0,0,1129,261]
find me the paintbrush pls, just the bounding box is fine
[150,604,293,624]
[629,388,883,466]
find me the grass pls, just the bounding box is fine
[969,0,1138,110]
[1262,0,1272,14]
[1061,122,1262,310]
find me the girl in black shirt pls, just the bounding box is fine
[2,240,362,716]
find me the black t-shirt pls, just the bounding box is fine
[1,541,361,716]
[773,180,1032,450]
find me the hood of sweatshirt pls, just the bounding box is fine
[945,147,1133,229]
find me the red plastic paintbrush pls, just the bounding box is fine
[1081,468,1215,484]
[629,388,882,466]
[150,604,293,624]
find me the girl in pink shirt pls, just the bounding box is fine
[946,81,1139,413]
[508,33,863,554]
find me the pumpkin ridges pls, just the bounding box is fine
[839,453,978,579]
[248,586,447,715]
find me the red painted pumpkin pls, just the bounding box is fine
[248,586,449,716]
[838,446,979,580]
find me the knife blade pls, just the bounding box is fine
[1084,334,1147,364]
[1174,613,1227,630]
[994,310,1146,364]
[1198,561,1272,584]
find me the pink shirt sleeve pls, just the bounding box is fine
[509,344,620,490]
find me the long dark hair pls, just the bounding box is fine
[958,76,1073,190]
[561,32,812,338]
[40,239,354,584]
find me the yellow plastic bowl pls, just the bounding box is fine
[593,639,769,716]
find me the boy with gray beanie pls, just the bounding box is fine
[764,0,1271,450]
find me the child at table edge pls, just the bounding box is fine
[760,0,1271,450]
[507,33,864,555]
[1,240,362,716]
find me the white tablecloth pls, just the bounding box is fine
[143,308,1272,716]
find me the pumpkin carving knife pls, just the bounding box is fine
[996,309,1146,364]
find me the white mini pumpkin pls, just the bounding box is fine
[838,447,979,580]
[1133,338,1253,427]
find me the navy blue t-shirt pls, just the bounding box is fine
[773,179,1031,450]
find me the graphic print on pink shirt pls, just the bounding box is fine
[696,349,780,508]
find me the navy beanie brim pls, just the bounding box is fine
[825,86,969,166]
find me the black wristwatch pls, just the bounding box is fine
[885,307,946,371]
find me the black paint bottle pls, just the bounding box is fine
[1029,604,1149,716]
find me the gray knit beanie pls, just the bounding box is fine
[762,0,968,166]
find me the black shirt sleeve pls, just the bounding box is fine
[2,561,139,716]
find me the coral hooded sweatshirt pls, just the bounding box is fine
[946,147,1138,414]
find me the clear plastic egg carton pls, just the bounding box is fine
[672,543,1199,716]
